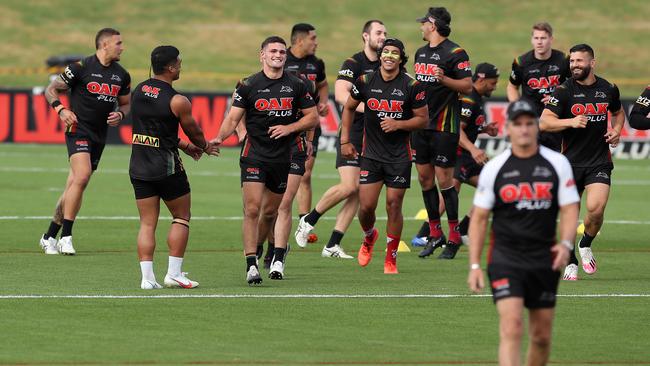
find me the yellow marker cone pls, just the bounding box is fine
[385,241,411,252]
[415,208,428,220]
[577,223,600,236]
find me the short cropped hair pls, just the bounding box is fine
[261,36,286,50]
[291,23,315,44]
[95,28,120,50]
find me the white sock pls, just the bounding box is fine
[167,256,183,277]
[140,261,155,281]
[363,227,375,237]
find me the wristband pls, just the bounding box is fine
[560,239,574,251]
[470,263,481,270]
[57,107,66,116]
[50,100,62,109]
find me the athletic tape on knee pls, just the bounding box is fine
[172,217,190,228]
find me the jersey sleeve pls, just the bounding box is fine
[337,58,360,83]
[449,48,472,79]
[460,96,476,124]
[60,62,83,87]
[295,79,316,109]
[349,75,366,101]
[410,80,427,109]
[473,162,498,210]
[555,155,580,206]
[544,84,569,116]
[629,86,650,130]
[509,57,523,86]
[231,79,250,109]
[608,83,622,112]
[119,72,131,96]
[316,59,326,83]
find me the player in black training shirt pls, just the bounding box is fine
[468,99,579,366]
[629,85,650,130]
[412,7,473,260]
[129,46,218,290]
[284,24,329,232]
[340,39,428,274]
[213,36,318,284]
[541,44,625,281]
[296,20,386,259]
[507,22,571,152]
[411,63,500,247]
[39,28,131,255]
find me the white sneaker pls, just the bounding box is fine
[246,265,262,285]
[563,263,578,281]
[57,236,76,255]
[321,245,353,259]
[269,261,284,280]
[141,279,162,290]
[578,247,597,274]
[461,234,470,246]
[40,235,59,255]
[294,216,314,248]
[163,272,199,289]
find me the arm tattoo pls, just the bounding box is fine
[45,76,70,105]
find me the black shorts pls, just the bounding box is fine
[360,157,411,189]
[289,153,307,176]
[311,127,322,158]
[65,132,105,171]
[335,138,363,169]
[411,130,459,167]
[240,158,289,194]
[454,153,483,184]
[130,171,190,201]
[572,163,613,193]
[538,131,562,152]
[487,263,560,309]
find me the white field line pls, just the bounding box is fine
[1,215,650,225]
[1,293,649,300]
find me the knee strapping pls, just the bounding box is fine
[172,217,190,228]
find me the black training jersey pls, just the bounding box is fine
[509,49,570,115]
[290,75,320,159]
[474,147,579,268]
[233,71,315,163]
[129,78,182,181]
[413,39,471,133]
[630,85,650,129]
[350,70,427,163]
[337,51,381,144]
[544,76,622,167]
[459,88,487,155]
[285,48,326,84]
[60,54,131,142]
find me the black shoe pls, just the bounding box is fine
[418,234,446,258]
[438,240,460,259]
[256,244,264,259]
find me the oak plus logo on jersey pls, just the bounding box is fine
[87,82,121,102]
[366,98,404,119]
[414,63,439,83]
[527,75,560,94]
[255,97,294,117]
[499,182,554,210]
[571,103,609,122]
[141,85,160,99]
[457,61,471,71]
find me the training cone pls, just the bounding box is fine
[385,241,411,253]
[415,208,428,220]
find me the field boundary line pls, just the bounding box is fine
[1,294,649,300]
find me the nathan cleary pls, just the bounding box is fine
[340,38,427,274]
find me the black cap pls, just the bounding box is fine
[507,99,537,121]
[416,7,451,25]
[380,38,408,68]
[473,63,500,80]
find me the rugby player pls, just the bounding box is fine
[468,99,579,366]
[629,85,650,130]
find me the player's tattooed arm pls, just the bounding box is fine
[172,94,218,156]
[46,76,77,127]
[605,108,625,147]
[458,123,488,165]
[107,94,131,127]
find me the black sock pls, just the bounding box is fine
[256,243,264,259]
[326,230,344,248]
[61,219,74,237]
[246,255,258,270]
[422,188,440,221]
[440,187,459,221]
[458,215,470,236]
[273,247,287,263]
[304,209,322,226]
[299,214,306,219]
[416,221,429,238]
[569,247,579,265]
[264,241,275,259]
[45,221,61,239]
[578,232,595,248]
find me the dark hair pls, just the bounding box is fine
[532,22,553,36]
[379,38,409,69]
[569,43,595,58]
[363,19,384,35]
[291,23,315,44]
[428,7,451,37]
[95,28,120,49]
[261,36,286,50]
[151,45,180,75]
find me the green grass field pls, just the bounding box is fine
[0,0,649,96]
[1,143,650,365]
